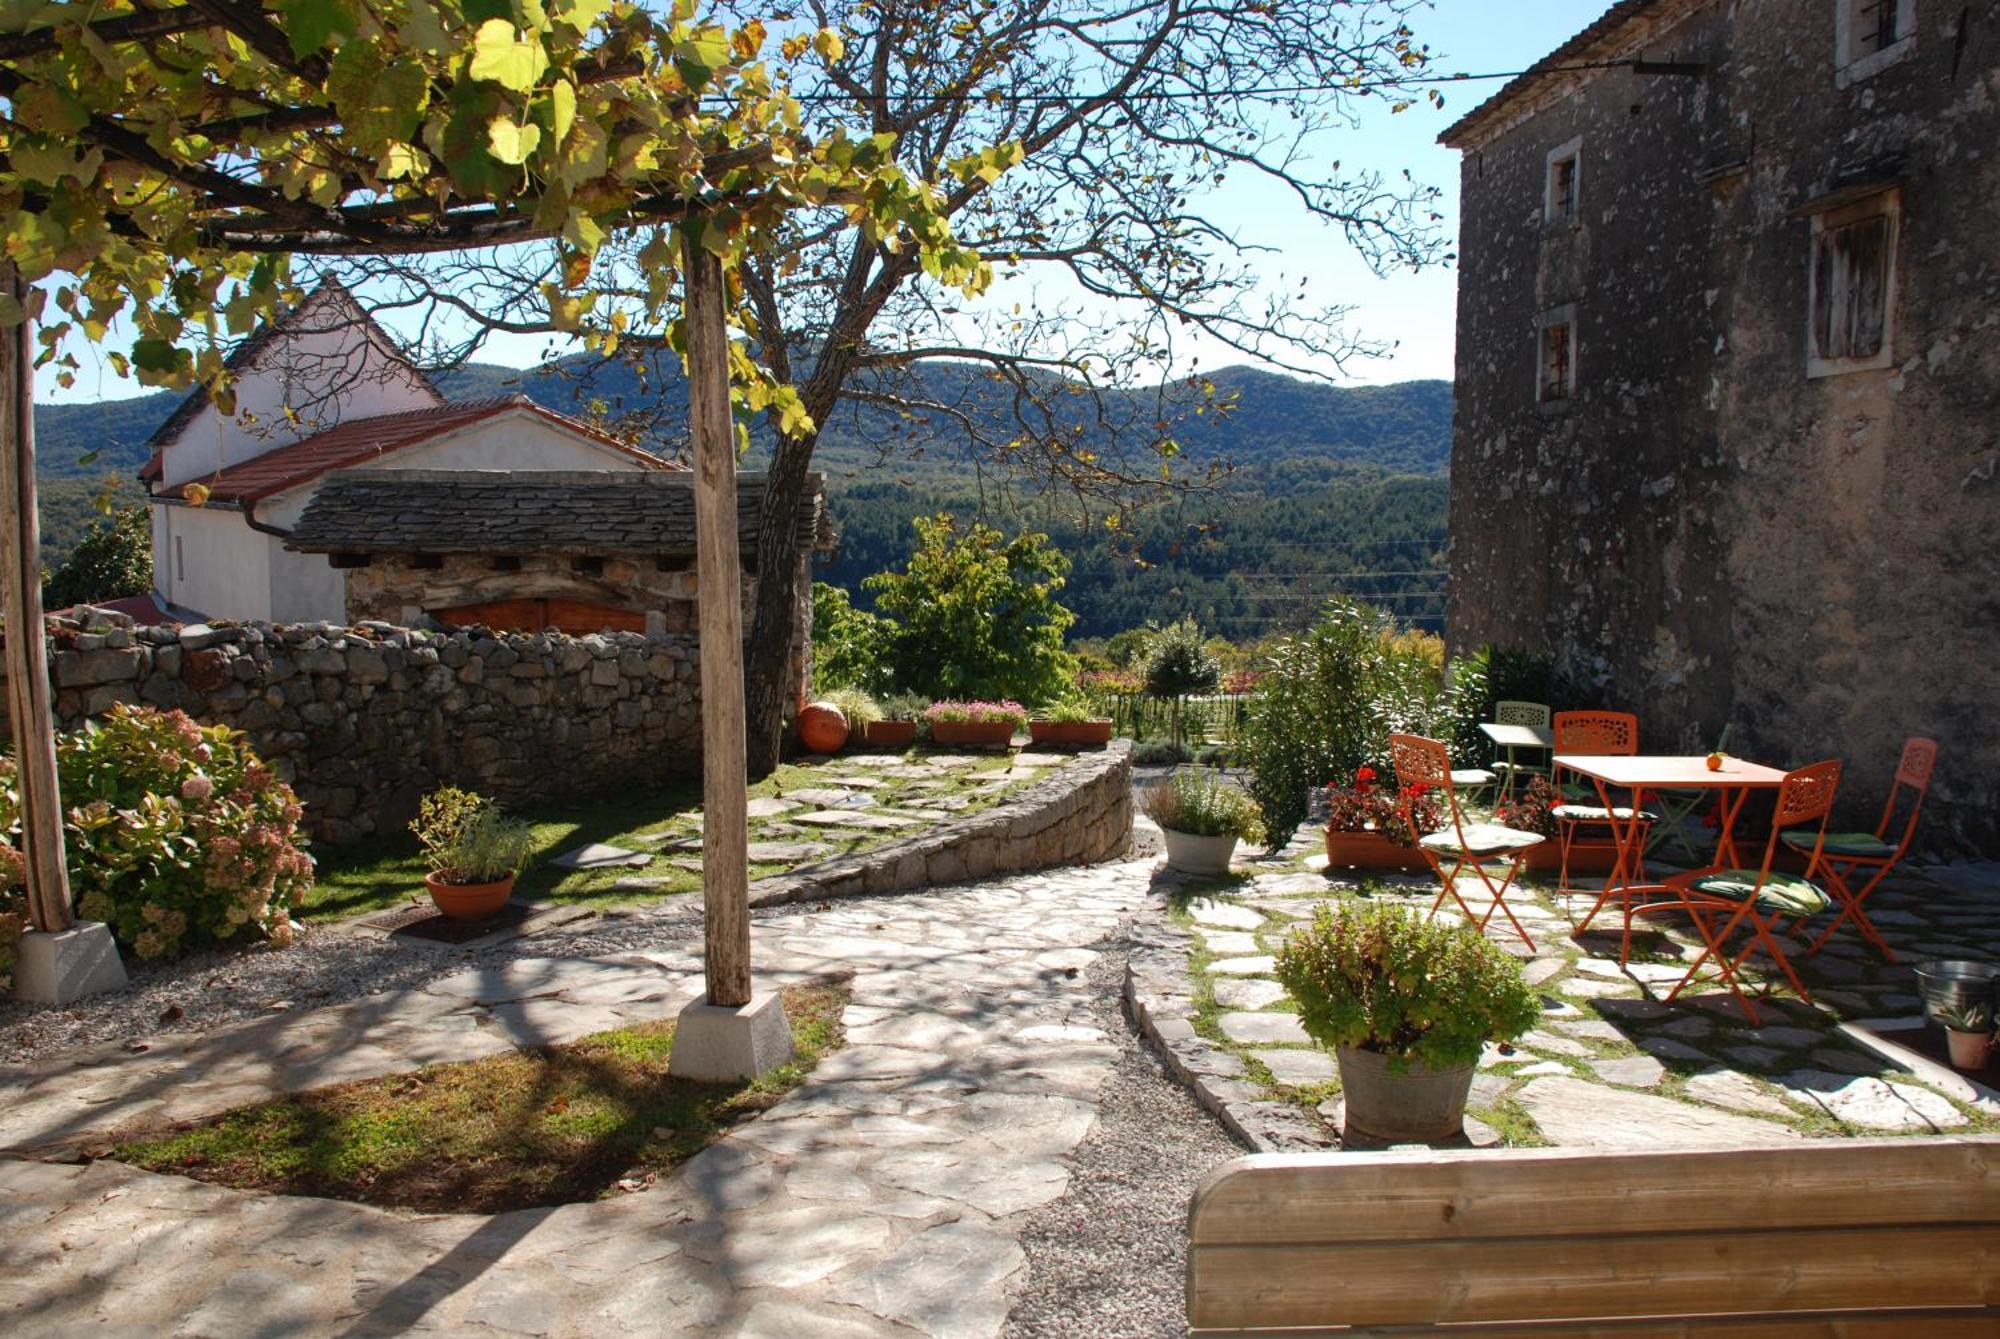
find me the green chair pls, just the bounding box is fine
[1489,700,1552,801]
[1647,724,1732,862]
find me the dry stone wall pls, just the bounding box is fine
[4,607,703,844]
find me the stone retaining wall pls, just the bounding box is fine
[3,607,703,844]
[749,743,1133,906]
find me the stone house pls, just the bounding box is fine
[139,282,668,624]
[1441,0,1998,849]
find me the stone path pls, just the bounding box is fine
[1,862,1162,1338]
[1145,839,2000,1151]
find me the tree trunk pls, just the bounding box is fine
[742,430,816,778]
[684,236,752,1009]
[0,263,72,934]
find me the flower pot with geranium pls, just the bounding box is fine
[1276,902,1539,1144]
[1496,778,1618,875]
[1323,766,1440,871]
[411,786,536,920]
[925,700,1028,748]
[1143,767,1265,875]
[1029,699,1114,748]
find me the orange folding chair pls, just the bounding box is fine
[1391,732,1545,951]
[1781,737,1936,962]
[1549,710,1655,898]
[1656,759,1842,1023]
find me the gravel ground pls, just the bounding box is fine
[0,897,720,1063]
[1005,937,1245,1339]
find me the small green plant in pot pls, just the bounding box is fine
[1143,767,1265,876]
[1030,698,1113,748]
[411,786,537,921]
[1936,1000,1995,1071]
[866,692,930,748]
[1275,902,1539,1144]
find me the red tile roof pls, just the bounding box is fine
[158,395,675,504]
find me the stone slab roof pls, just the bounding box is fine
[286,469,834,557]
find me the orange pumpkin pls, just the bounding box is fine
[796,701,851,754]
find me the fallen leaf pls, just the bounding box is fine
[158,1004,184,1024]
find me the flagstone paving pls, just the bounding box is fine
[1155,838,2000,1151]
[1,862,1155,1337]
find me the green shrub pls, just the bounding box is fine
[41,503,151,612]
[819,686,883,730]
[1274,902,1539,1071]
[1035,698,1099,724]
[410,786,536,885]
[1141,767,1265,842]
[877,692,931,724]
[1241,599,1483,847]
[810,582,893,695]
[1129,738,1192,766]
[0,705,312,969]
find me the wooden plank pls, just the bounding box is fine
[682,232,751,1009]
[1189,1142,2000,1246]
[1193,1309,2000,1337]
[0,261,72,933]
[1188,1225,2000,1329]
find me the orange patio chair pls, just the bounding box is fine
[1780,736,1937,963]
[1656,758,1842,1024]
[1391,732,1545,951]
[1550,710,1656,902]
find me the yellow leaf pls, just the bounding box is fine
[487,116,542,165]
[182,482,212,507]
[469,20,549,93]
[377,143,428,180]
[813,28,845,61]
[549,80,576,145]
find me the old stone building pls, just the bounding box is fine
[1442,0,1998,850]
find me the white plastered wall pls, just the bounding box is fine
[150,502,278,623]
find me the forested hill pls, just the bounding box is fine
[33,357,1452,638]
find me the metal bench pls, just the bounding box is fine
[1188,1139,2000,1334]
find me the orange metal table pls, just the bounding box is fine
[1556,754,1791,948]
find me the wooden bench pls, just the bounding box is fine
[1187,1138,2000,1334]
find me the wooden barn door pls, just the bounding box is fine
[433,598,644,635]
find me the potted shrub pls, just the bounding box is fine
[1143,766,1265,876]
[819,687,882,751]
[925,700,1027,748]
[1276,902,1539,1144]
[1497,777,1619,875]
[866,692,928,748]
[1937,1000,1995,1071]
[1323,767,1437,871]
[411,786,537,921]
[1029,699,1114,747]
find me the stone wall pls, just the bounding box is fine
[749,743,1133,906]
[1445,0,1999,851]
[4,608,703,844]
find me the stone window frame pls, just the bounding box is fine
[1806,190,1899,379]
[1544,136,1583,228]
[1835,0,1916,87]
[1536,304,1579,408]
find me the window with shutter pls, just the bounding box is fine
[1835,0,1916,85]
[1808,192,1898,377]
[1536,305,1578,406]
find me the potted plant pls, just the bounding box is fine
[1937,1000,1995,1071]
[410,786,537,921]
[818,687,882,751]
[924,700,1028,748]
[1497,777,1619,875]
[1029,699,1114,747]
[1143,766,1265,876]
[1323,767,1437,871]
[1276,902,1540,1144]
[866,692,928,748]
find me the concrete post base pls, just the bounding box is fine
[12,922,128,1005]
[668,991,794,1082]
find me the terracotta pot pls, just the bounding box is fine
[1522,838,1619,875]
[1324,829,1427,871]
[425,872,516,921]
[1946,1029,1994,1071]
[864,718,919,748]
[1162,828,1239,876]
[930,719,1017,747]
[1029,719,1113,747]
[795,701,851,754]
[1335,1045,1477,1145]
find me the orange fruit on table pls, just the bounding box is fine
[1705,751,1726,771]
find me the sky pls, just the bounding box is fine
[41,1,1610,406]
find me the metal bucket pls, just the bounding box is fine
[1912,960,2000,1024]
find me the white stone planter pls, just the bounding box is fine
[1162,828,1239,876]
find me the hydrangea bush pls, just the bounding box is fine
[0,705,312,973]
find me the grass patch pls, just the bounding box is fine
[305,752,1033,922]
[112,979,850,1213]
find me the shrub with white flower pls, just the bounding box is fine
[0,705,313,975]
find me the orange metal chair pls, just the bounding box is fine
[1655,759,1843,1023]
[1780,737,1937,962]
[1549,710,1655,899]
[1391,732,1545,951]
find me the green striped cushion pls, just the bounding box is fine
[1690,869,1831,916]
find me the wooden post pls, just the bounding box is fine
[0,262,73,935]
[682,233,753,1009]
